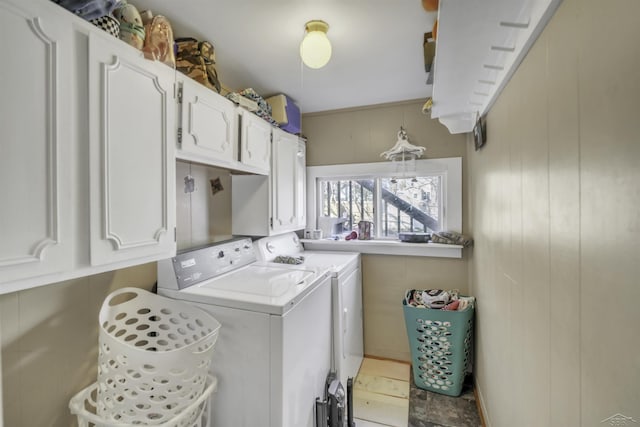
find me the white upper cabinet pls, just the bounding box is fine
[431,0,562,133]
[0,0,74,285]
[238,108,271,175]
[176,78,271,175]
[231,129,305,236]
[176,77,237,166]
[271,129,306,234]
[88,32,176,266]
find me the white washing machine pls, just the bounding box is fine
[157,237,332,427]
[254,232,364,389]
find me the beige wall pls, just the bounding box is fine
[0,263,157,427]
[176,161,233,250]
[467,0,640,425]
[303,100,468,361]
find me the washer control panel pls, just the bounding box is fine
[171,238,255,289]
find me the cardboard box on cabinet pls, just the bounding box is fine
[266,94,301,135]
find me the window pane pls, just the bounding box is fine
[320,179,374,234]
[380,176,442,237]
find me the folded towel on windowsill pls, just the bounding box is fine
[431,231,473,247]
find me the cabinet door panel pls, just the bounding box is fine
[239,110,271,174]
[89,33,175,266]
[179,78,236,163]
[0,1,73,284]
[271,130,298,232]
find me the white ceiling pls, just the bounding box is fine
[132,0,436,114]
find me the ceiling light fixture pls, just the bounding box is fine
[300,20,332,69]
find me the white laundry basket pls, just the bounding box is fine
[70,375,218,427]
[96,288,221,425]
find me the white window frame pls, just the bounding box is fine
[304,157,462,258]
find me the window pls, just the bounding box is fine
[319,176,442,238]
[307,157,462,241]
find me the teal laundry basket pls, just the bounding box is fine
[403,296,474,397]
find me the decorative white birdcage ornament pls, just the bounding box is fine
[381,127,425,183]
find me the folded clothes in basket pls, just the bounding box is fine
[404,289,474,311]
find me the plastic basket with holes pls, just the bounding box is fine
[96,288,221,425]
[70,374,218,427]
[402,293,474,397]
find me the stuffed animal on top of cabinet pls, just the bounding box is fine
[112,0,145,50]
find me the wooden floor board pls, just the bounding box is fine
[358,357,410,382]
[353,389,409,427]
[355,373,410,399]
[353,357,410,427]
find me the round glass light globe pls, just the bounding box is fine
[300,31,332,69]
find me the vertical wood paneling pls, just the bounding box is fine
[470,0,640,425]
[545,0,581,424]
[577,0,640,423]
[519,30,552,427]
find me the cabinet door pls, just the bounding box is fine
[294,140,306,228]
[239,109,271,174]
[178,77,236,165]
[271,129,302,233]
[88,33,176,266]
[0,0,74,284]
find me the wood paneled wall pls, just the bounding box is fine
[467,0,640,424]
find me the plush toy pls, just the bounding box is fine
[112,1,145,50]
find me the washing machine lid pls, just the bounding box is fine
[173,264,329,315]
[254,233,359,275]
[254,232,303,261]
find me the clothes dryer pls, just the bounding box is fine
[254,232,364,389]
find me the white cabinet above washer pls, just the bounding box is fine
[430,0,562,133]
[1,0,180,293]
[0,0,74,284]
[175,77,272,175]
[271,129,306,234]
[88,32,177,266]
[176,77,237,166]
[238,108,271,175]
[232,129,306,237]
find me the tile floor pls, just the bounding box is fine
[353,358,482,427]
[408,376,482,427]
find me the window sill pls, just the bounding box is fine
[300,239,463,258]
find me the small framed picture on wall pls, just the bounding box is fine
[473,115,487,151]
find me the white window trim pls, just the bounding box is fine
[305,157,463,258]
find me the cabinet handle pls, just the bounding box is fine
[342,308,348,358]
